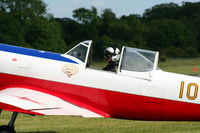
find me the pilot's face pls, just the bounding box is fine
[105,57,112,63]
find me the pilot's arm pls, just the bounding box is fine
[103,61,118,72]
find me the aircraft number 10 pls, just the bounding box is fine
[179,81,199,100]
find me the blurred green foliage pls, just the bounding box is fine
[1,1,200,61]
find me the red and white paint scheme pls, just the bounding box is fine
[1,40,200,132]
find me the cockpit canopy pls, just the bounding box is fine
[65,41,159,79]
[119,47,158,72]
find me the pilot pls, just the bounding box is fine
[103,46,120,72]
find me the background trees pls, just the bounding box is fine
[0,0,66,52]
[0,0,200,60]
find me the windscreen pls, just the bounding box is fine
[67,44,88,62]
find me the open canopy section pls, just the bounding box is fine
[120,47,159,72]
[118,46,159,80]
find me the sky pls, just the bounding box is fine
[43,0,200,18]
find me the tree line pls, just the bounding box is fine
[0,0,200,60]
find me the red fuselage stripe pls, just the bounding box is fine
[1,73,200,120]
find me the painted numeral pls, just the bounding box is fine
[179,81,198,100]
[179,81,184,98]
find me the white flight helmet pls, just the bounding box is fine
[104,46,120,61]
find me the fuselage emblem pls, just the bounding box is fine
[61,64,79,77]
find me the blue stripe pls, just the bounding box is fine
[0,43,78,64]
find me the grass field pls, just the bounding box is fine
[2,58,200,133]
[2,111,200,133]
[159,58,200,75]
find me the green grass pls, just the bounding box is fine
[159,58,200,75]
[2,111,200,133]
[2,58,200,133]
